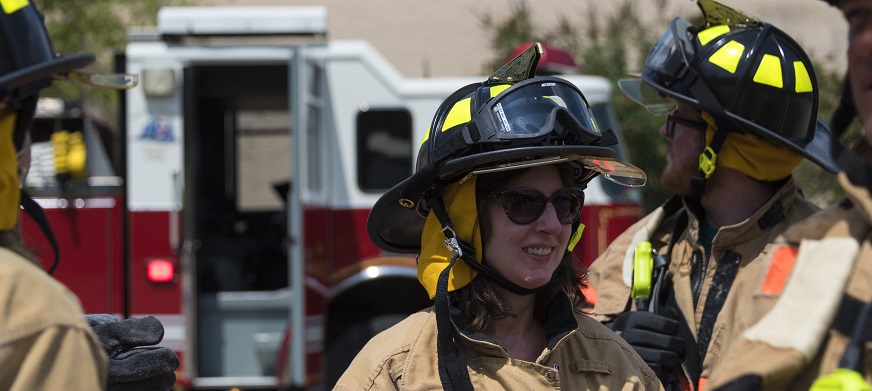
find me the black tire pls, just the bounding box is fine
[325,314,406,389]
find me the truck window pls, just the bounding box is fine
[356,108,413,192]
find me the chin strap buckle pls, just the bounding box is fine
[698,146,717,179]
[441,226,463,259]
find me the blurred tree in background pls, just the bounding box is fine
[38,0,169,123]
[481,0,855,213]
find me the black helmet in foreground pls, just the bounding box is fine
[367,43,646,255]
[366,43,647,391]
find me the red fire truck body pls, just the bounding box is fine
[21,6,643,390]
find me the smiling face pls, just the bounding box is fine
[482,165,573,290]
[843,0,872,144]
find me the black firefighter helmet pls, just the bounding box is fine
[367,43,646,255]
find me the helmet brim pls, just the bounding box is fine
[638,70,703,114]
[636,70,843,173]
[367,144,641,254]
[0,53,95,96]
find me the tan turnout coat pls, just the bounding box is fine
[585,177,819,389]
[335,293,663,390]
[708,142,872,390]
[0,246,107,390]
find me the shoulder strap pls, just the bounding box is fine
[650,201,702,389]
[19,189,60,274]
[832,293,872,371]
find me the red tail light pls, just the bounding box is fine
[147,259,176,283]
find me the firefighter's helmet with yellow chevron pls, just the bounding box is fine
[367,43,646,254]
[618,0,838,173]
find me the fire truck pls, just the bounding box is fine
[21,5,643,390]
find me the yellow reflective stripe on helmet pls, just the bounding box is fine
[421,126,431,145]
[489,84,511,98]
[708,40,745,74]
[753,54,784,88]
[441,97,472,132]
[698,25,730,46]
[794,61,813,93]
[0,0,28,14]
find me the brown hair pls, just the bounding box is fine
[451,164,588,332]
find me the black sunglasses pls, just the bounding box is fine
[665,114,708,138]
[489,187,584,225]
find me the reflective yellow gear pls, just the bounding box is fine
[810,368,872,391]
[631,241,654,302]
[709,40,745,74]
[0,108,19,230]
[567,223,585,252]
[52,130,88,181]
[701,111,802,181]
[67,131,86,180]
[699,25,814,94]
[418,177,483,299]
[0,0,28,15]
[52,131,69,177]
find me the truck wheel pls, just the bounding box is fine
[325,314,406,388]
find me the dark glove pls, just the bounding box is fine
[608,310,685,384]
[86,314,180,391]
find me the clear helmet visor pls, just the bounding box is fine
[478,79,600,141]
[581,156,647,187]
[62,71,139,90]
[618,17,697,117]
[617,77,676,116]
[464,155,647,188]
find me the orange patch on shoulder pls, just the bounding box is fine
[761,245,799,295]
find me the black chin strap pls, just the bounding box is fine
[19,189,60,274]
[434,253,475,391]
[428,193,542,296]
[428,191,558,391]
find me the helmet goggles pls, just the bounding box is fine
[617,0,842,174]
[618,0,765,118]
[464,77,601,147]
[617,17,697,117]
[647,18,696,85]
[644,0,763,83]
